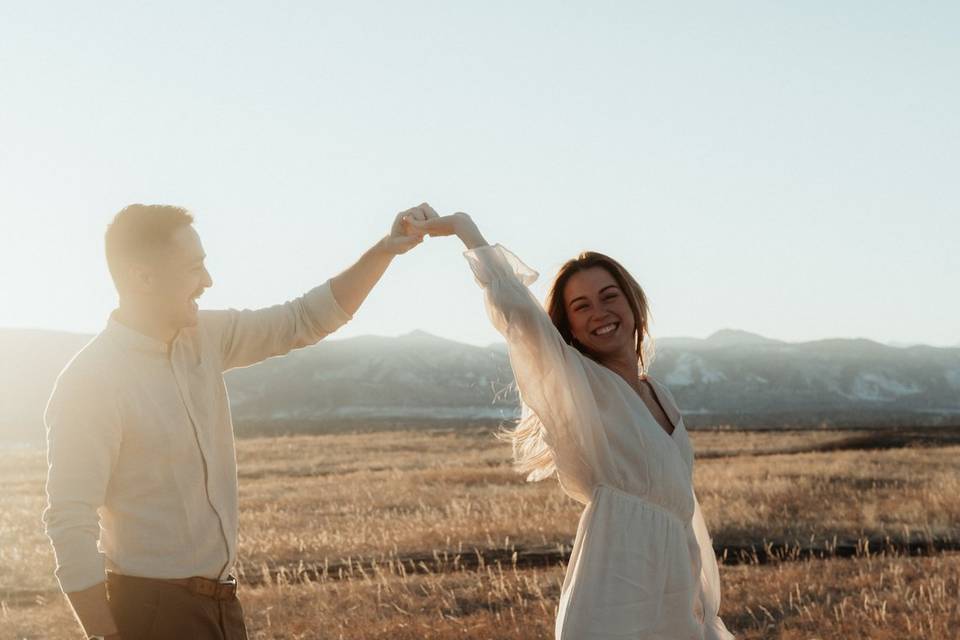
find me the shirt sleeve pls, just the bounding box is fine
[463,244,609,502]
[692,490,736,639]
[42,368,121,593]
[202,279,352,371]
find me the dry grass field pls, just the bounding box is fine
[2,427,959,639]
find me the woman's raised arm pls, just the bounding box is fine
[408,213,610,501]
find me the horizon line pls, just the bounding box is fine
[1,324,957,351]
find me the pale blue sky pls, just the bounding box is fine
[1,2,957,347]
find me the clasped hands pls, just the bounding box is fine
[382,203,486,255]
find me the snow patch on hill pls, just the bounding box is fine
[664,354,696,386]
[663,353,727,386]
[945,368,960,389]
[843,373,921,402]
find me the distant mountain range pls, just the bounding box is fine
[2,327,958,443]
[653,329,960,424]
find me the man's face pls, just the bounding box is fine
[144,225,213,330]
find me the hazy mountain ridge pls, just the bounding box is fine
[2,327,958,443]
[653,331,960,414]
[225,331,519,421]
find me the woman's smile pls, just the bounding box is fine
[592,321,620,337]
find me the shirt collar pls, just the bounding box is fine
[105,312,173,355]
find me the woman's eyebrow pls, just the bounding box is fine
[569,285,619,307]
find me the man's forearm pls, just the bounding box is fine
[66,581,119,638]
[329,237,396,317]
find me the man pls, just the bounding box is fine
[43,203,435,639]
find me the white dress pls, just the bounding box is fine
[464,244,735,640]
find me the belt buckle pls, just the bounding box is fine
[217,575,238,600]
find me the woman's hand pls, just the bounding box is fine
[406,212,488,250]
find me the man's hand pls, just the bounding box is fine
[64,582,119,639]
[381,203,439,255]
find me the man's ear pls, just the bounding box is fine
[126,262,155,294]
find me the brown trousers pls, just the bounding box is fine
[106,573,249,640]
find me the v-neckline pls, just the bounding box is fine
[599,363,680,438]
[638,376,678,437]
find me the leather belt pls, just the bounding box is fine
[108,572,238,601]
[162,575,238,601]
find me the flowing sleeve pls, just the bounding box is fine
[692,491,736,639]
[464,244,609,503]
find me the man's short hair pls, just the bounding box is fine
[105,204,194,288]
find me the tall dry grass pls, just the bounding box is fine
[2,428,958,639]
[8,551,958,639]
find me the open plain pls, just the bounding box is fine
[3,427,959,639]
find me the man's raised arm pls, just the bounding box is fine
[329,203,433,315]
[206,204,435,371]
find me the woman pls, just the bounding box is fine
[408,212,734,640]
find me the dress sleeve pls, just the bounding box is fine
[692,491,736,639]
[201,279,352,371]
[464,244,609,502]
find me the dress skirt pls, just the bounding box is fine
[557,485,705,640]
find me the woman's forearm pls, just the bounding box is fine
[452,213,489,250]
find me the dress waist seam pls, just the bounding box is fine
[592,484,686,525]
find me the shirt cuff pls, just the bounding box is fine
[463,244,539,287]
[54,551,107,593]
[303,280,353,335]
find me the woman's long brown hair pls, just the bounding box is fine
[503,251,655,481]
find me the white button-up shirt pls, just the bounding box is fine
[43,281,351,593]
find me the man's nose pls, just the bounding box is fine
[202,267,213,288]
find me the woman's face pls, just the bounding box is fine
[562,266,637,359]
